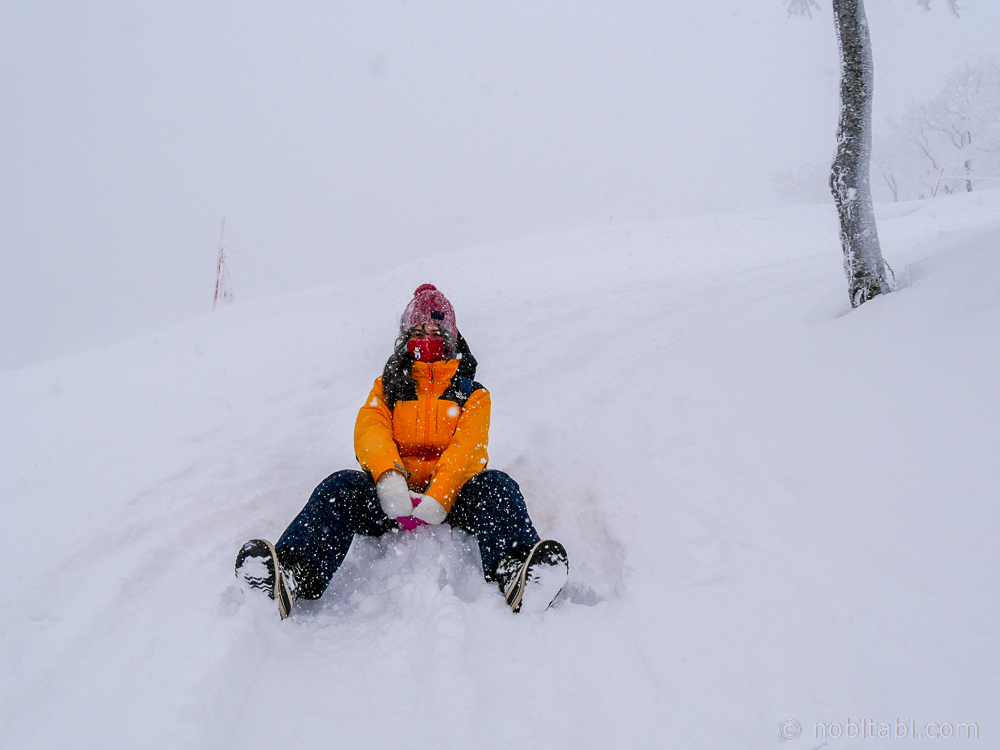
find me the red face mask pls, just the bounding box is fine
[407,337,446,362]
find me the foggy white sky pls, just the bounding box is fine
[2,0,997,370]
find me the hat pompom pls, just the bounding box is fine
[413,283,438,295]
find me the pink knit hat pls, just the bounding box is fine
[401,284,457,339]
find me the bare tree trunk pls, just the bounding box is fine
[830,0,892,307]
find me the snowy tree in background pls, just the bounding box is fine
[788,0,891,307]
[875,58,1000,200]
[872,120,937,201]
[875,112,953,201]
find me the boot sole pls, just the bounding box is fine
[235,539,295,620]
[504,540,569,614]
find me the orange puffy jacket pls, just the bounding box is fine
[355,357,490,512]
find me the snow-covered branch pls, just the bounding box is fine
[916,0,960,18]
[874,58,1000,200]
[785,0,821,19]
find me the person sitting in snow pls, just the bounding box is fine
[236,284,568,619]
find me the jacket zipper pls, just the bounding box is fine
[423,365,435,446]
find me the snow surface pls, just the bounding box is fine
[2,192,999,748]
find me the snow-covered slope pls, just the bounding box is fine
[2,193,998,748]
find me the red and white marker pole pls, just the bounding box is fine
[932,168,946,198]
[213,217,234,309]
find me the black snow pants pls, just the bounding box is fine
[275,469,541,600]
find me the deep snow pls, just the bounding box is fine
[1,192,998,748]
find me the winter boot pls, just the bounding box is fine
[235,539,297,619]
[494,540,569,613]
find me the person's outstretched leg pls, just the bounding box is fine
[274,469,393,600]
[447,470,540,579]
[447,470,567,612]
[447,469,541,580]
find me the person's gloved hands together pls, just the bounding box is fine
[376,471,412,519]
[410,493,447,525]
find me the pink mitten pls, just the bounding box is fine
[397,495,427,531]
